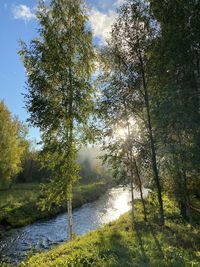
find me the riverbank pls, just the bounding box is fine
[23,194,200,267]
[0,180,112,232]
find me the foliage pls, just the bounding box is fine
[0,101,28,187]
[98,0,164,224]
[19,0,96,231]
[148,0,200,219]
[97,0,200,223]
[16,150,50,183]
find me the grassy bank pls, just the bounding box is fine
[22,194,200,267]
[0,181,111,230]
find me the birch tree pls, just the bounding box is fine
[19,0,95,240]
[99,0,164,224]
[98,42,148,223]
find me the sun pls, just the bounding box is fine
[113,118,139,141]
[117,127,128,139]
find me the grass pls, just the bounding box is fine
[20,193,200,267]
[0,180,111,230]
[0,183,39,231]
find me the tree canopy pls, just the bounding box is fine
[0,101,28,187]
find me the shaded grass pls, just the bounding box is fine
[0,184,39,230]
[21,194,200,267]
[0,181,110,230]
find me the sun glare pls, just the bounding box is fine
[117,127,128,139]
[114,118,138,140]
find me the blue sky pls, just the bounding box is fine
[0,0,124,142]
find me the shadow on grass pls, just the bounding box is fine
[133,221,165,263]
[164,223,200,250]
[96,221,165,266]
[146,223,165,259]
[95,220,169,266]
[97,229,135,266]
[133,222,149,264]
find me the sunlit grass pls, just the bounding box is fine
[22,194,200,267]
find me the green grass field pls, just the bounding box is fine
[0,183,39,207]
[0,183,39,229]
[0,181,110,230]
[21,194,200,267]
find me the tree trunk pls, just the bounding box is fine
[138,51,164,226]
[126,151,135,226]
[133,158,147,222]
[195,58,200,114]
[180,200,187,219]
[176,132,192,223]
[67,198,73,240]
[67,1,74,241]
[130,180,135,226]
[182,170,192,223]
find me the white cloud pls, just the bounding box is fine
[12,5,36,22]
[89,9,117,43]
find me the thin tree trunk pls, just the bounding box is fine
[126,151,135,226]
[123,95,145,224]
[177,131,192,223]
[67,198,73,240]
[67,0,74,241]
[194,58,200,114]
[176,169,188,219]
[118,59,136,225]
[133,158,147,222]
[171,150,191,222]
[138,51,164,226]
[182,169,192,223]
[130,179,135,226]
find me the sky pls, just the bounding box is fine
[0,0,125,142]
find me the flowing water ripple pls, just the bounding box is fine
[0,187,148,264]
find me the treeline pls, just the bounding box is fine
[0,101,107,186]
[98,0,200,224]
[0,101,28,187]
[17,149,108,184]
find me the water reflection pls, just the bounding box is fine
[0,187,148,264]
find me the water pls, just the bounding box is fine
[0,187,148,264]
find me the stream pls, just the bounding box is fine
[0,187,148,264]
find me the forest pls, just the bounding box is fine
[0,0,199,266]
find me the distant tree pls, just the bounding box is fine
[79,158,94,181]
[19,0,95,240]
[0,101,27,187]
[17,149,50,183]
[78,155,105,183]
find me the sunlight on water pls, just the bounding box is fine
[100,188,131,223]
[0,187,148,264]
